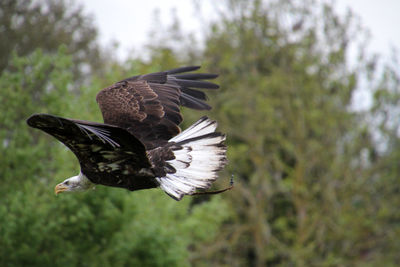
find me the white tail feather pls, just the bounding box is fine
[156,117,227,200]
[169,117,218,142]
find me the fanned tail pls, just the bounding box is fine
[156,117,227,200]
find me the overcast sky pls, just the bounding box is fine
[81,0,400,61]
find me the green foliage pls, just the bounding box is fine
[0,0,107,78]
[0,47,74,190]
[179,0,399,266]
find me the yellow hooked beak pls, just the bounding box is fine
[55,183,69,195]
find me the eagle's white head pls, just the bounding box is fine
[54,172,94,195]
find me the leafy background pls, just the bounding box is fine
[1,0,399,266]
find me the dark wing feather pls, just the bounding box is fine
[96,66,219,149]
[27,113,158,191]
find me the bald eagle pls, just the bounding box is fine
[27,66,228,200]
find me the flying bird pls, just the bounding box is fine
[27,66,227,200]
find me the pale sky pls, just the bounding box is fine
[81,0,400,61]
[82,0,215,60]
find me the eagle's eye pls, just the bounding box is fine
[65,181,70,185]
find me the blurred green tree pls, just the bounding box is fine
[365,54,400,265]
[175,0,398,266]
[0,0,106,78]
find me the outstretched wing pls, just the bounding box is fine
[27,113,158,191]
[96,66,219,149]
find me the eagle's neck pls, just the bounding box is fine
[73,172,95,191]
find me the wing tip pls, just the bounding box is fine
[26,113,65,130]
[167,66,201,74]
[26,113,47,128]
